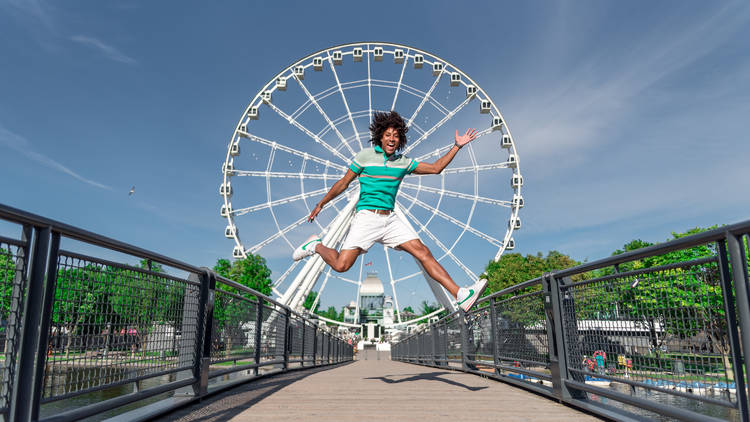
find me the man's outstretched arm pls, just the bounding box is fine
[308,169,358,222]
[413,128,477,175]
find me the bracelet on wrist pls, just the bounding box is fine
[454,141,463,149]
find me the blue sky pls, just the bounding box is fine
[1,1,749,311]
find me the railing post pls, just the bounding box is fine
[2,224,31,412]
[544,272,586,401]
[460,310,469,371]
[300,319,306,367]
[431,325,437,366]
[283,308,291,371]
[11,227,58,422]
[489,296,499,376]
[193,269,214,396]
[725,233,750,417]
[312,324,318,366]
[254,298,263,376]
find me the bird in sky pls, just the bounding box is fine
[128,186,135,196]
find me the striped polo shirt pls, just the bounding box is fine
[349,145,419,211]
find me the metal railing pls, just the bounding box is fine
[0,203,353,422]
[393,220,750,422]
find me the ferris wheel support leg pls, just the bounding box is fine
[280,197,358,311]
[413,259,457,314]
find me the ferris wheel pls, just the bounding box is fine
[220,42,522,325]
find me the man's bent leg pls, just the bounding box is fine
[397,239,460,298]
[315,244,361,273]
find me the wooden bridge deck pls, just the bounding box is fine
[159,359,601,422]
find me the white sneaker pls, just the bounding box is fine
[292,234,321,261]
[457,278,488,312]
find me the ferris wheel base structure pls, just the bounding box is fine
[278,197,458,317]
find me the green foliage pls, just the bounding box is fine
[212,254,273,335]
[317,306,341,322]
[0,248,17,323]
[483,250,581,297]
[402,306,414,314]
[419,301,438,316]
[303,291,320,313]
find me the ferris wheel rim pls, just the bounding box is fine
[221,42,523,327]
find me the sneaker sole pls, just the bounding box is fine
[293,236,321,261]
[460,279,488,312]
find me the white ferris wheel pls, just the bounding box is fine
[220,42,523,327]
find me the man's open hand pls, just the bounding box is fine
[455,128,478,148]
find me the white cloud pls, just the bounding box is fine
[70,35,137,65]
[0,125,112,190]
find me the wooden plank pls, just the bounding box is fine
[220,360,600,421]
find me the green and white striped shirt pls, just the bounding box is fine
[349,145,419,211]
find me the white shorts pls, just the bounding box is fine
[340,210,420,252]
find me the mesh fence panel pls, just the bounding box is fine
[43,252,198,401]
[446,315,462,362]
[467,307,493,364]
[210,288,257,365]
[304,322,316,360]
[561,257,736,406]
[260,304,286,361]
[495,290,550,372]
[0,238,26,413]
[288,315,303,359]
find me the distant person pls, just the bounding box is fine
[293,111,487,312]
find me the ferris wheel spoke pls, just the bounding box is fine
[390,48,410,111]
[273,259,303,288]
[406,70,443,127]
[397,204,479,281]
[326,52,363,150]
[400,182,511,207]
[398,192,502,247]
[293,75,356,156]
[310,268,331,313]
[393,271,423,284]
[384,246,403,324]
[403,95,473,155]
[329,274,359,285]
[233,188,328,216]
[367,44,372,125]
[238,130,347,171]
[263,101,351,164]
[246,193,348,254]
[233,170,343,180]
[443,162,513,174]
[414,128,494,161]
[265,148,294,249]
[300,160,329,234]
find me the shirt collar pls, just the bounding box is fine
[374,145,399,160]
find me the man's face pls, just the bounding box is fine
[381,127,399,155]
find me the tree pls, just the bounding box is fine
[211,254,272,357]
[419,301,438,316]
[483,251,581,298]
[303,291,320,313]
[613,227,724,358]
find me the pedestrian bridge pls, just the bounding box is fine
[1,203,749,422]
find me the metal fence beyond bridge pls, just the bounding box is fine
[0,203,353,421]
[393,219,750,422]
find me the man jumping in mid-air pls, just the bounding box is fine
[293,111,487,312]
